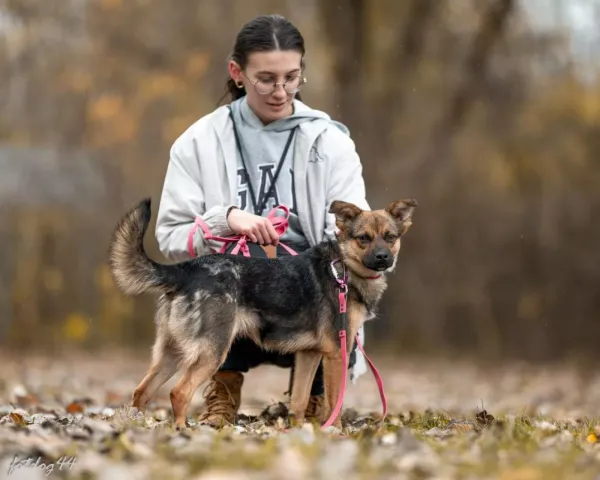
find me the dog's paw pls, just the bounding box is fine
[174,419,190,431]
[321,425,343,436]
[287,413,306,429]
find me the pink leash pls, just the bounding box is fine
[187,209,387,430]
[321,260,388,430]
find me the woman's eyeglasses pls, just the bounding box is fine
[242,71,306,95]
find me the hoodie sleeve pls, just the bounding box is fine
[155,133,236,263]
[323,128,371,240]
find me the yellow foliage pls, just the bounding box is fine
[498,467,543,480]
[88,108,139,147]
[524,76,600,130]
[517,293,542,321]
[112,112,139,143]
[6,130,31,146]
[100,0,122,10]
[63,313,90,342]
[57,70,93,94]
[95,264,115,291]
[488,153,513,191]
[586,433,598,444]
[186,52,211,79]
[580,88,600,125]
[42,267,63,293]
[140,73,187,100]
[162,115,198,143]
[88,94,124,123]
[95,264,135,339]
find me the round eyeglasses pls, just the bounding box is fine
[242,71,307,95]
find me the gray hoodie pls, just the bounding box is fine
[229,96,349,250]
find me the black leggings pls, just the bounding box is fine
[218,242,324,396]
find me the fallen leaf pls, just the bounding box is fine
[260,402,288,423]
[476,409,495,426]
[105,390,124,405]
[448,420,476,433]
[9,411,27,425]
[15,393,40,408]
[66,401,85,414]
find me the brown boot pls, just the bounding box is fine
[197,371,243,427]
[304,394,324,421]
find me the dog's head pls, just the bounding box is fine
[329,199,418,277]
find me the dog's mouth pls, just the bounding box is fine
[366,263,391,272]
[362,254,394,272]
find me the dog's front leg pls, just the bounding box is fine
[288,351,322,427]
[321,352,346,429]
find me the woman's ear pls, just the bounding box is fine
[228,61,243,88]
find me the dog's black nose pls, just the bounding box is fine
[364,248,394,271]
[375,251,391,262]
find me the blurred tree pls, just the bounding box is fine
[0,0,599,362]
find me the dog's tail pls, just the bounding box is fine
[108,197,173,295]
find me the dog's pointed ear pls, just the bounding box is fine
[386,199,418,223]
[329,200,363,230]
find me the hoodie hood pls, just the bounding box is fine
[230,96,351,136]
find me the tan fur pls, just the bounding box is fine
[266,332,320,355]
[232,308,261,344]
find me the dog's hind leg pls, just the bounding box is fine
[170,350,222,429]
[131,340,179,413]
[288,351,322,426]
[170,300,237,429]
[132,300,179,412]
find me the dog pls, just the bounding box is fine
[108,197,417,429]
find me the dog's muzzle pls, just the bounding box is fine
[363,248,394,272]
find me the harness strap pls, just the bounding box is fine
[187,205,298,258]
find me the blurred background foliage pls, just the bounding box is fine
[0,0,599,363]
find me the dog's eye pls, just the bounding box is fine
[356,234,371,243]
[384,233,398,243]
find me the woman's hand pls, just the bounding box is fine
[226,208,280,245]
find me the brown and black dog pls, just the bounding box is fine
[108,197,417,429]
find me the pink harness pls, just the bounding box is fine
[187,206,387,430]
[187,206,298,258]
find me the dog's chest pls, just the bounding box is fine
[364,309,377,322]
[346,299,376,334]
[350,281,386,319]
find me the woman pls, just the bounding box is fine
[155,14,369,427]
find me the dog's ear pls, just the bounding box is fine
[386,199,418,224]
[329,200,363,230]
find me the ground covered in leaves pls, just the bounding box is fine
[1,351,600,479]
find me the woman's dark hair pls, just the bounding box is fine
[221,14,305,104]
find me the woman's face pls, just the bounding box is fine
[229,50,303,124]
